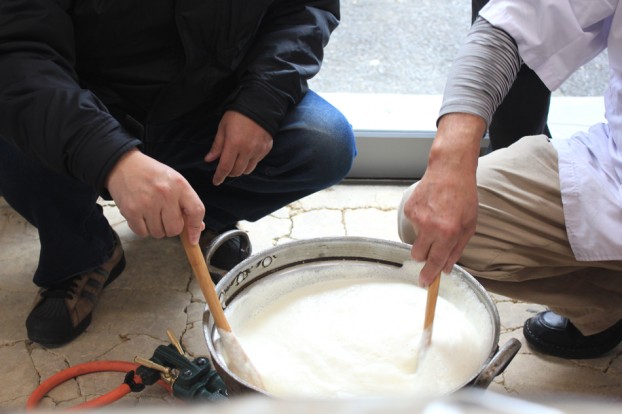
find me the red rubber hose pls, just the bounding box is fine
[26,360,171,410]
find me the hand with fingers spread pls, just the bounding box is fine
[402,113,485,286]
[205,110,273,186]
[105,149,206,245]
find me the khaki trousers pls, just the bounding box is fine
[400,135,622,335]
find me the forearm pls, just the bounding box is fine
[430,113,486,177]
[439,17,522,129]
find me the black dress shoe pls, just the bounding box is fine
[523,311,622,359]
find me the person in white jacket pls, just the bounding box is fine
[399,0,622,359]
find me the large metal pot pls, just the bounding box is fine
[203,237,520,397]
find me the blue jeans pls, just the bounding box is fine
[0,91,356,286]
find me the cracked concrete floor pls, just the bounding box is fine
[1,183,621,411]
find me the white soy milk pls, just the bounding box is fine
[220,262,492,398]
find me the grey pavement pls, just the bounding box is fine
[310,0,609,97]
[1,0,620,412]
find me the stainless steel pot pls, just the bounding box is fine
[203,237,521,396]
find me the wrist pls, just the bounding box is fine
[428,113,486,174]
[105,148,140,190]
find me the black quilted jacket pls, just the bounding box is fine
[0,0,339,190]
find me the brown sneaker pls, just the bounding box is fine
[26,231,126,347]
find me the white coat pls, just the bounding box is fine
[482,0,622,261]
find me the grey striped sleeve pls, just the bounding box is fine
[438,17,523,127]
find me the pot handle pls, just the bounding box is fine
[471,338,522,389]
[204,229,252,267]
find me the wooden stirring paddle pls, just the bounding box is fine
[179,228,264,389]
[422,274,441,349]
[412,272,441,371]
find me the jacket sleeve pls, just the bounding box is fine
[0,0,141,191]
[223,0,340,136]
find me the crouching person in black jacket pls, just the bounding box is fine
[0,0,356,347]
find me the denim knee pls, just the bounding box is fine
[309,120,356,187]
[282,91,357,186]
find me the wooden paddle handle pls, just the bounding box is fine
[423,274,441,332]
[180,228,231,332]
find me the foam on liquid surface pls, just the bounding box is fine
[221,262,493,398]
